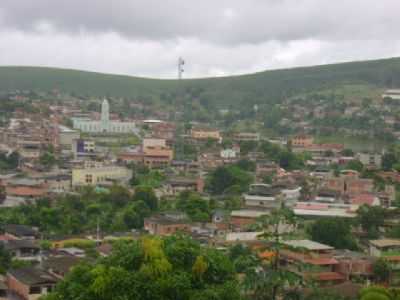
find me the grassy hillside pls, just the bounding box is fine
[1,57,400,106]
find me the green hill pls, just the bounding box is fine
[1,57,400,106]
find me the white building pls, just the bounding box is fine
[73,99,136,133]
[382,89,400,100]
[220,148,237,159]
[356,153,382,168]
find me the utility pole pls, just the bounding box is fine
[177,57,186,160]
[96,217,100,245]
[178,57,185,80]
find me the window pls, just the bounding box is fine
[29,286,41,294]
[85,174,93,183]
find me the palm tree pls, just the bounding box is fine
[243,206,301,300]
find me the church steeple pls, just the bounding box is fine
[101,98,110,131]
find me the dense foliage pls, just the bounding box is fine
[43,235,241,300]
[307,218,358,250]
[0,185,157,235]
[0,151,19,170]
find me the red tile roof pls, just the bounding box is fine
[6,186,47,197]
[305,272,345,281]
[351,193,375,206]
[0,234,17,241]
[295,203,328,210]
[304,258,338,265]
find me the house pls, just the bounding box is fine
[164,177,204,195]
[314,189,339,203]
[369,239,400,257]
[283,240,334,253]
[294,202,356,218]
[56,247,86,258]
[7,267,58,300]
[151,122,176,143]
[40,174,71,193]
[230,210,269,229]
[3,224,38,240]
[325,173,373,196]
[310,167,332,179]
[356,153,382,169]
[71,139,96,158]
[1,240,40,261]
[291,135,314,148]
[142,146,174,168]
[220,148,237,159]
[273,182,301,203]
[43,256,83,279]
[144,215,190,236]
[243,184,294,210]
[225,232,263,243]
[142,138,166,149]
[382,89,400,100]
[281,240,345,285]
[0,280,6,300]
[97,243,113,257]
[333,250,375,280]
[255,161,279,177]
[233,132,260,142]
[191,127,221,141]
[4,179,48,200]
[350,193,380,207]
[72,164,132,186]
[17,140,41,160]
[58,125,80,150]
[119,144,174,169]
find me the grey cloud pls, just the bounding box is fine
[1,0,400,45]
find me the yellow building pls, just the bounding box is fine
[72,165,132,186]
[191,128,221,140]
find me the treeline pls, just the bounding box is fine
[0,185,158,235]
[43,235,242,300]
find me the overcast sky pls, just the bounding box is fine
[0,0,400,78]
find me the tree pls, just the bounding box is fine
[39,151,56,168]
[360,286,393,300]
[45,236,241,300]
[133,186,158,210]
[357,205,387,238]
[341,148,354,157]
[382,152,398,171]
[345,159,364,172]
[235,159,256,172]
[307,218,357,250]
[207,165,253,195]
[0,185,6,202]
[245,207,300,300]
[192,255,208,279]
[176,192,210,222]
[373,258,392,284]
[0,245,11,274]
[108,184,132,207]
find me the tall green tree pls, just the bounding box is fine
[307,218,357,250]
[245,207,300,300]
[207,165,253,195]
[133,186,158,210]
[357,205,387,239]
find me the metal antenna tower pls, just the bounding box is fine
[178,57,185,80]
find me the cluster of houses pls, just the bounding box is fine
[274,89,400,140]
[2,92,400,298]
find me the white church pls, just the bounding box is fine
[73,99,137,133]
